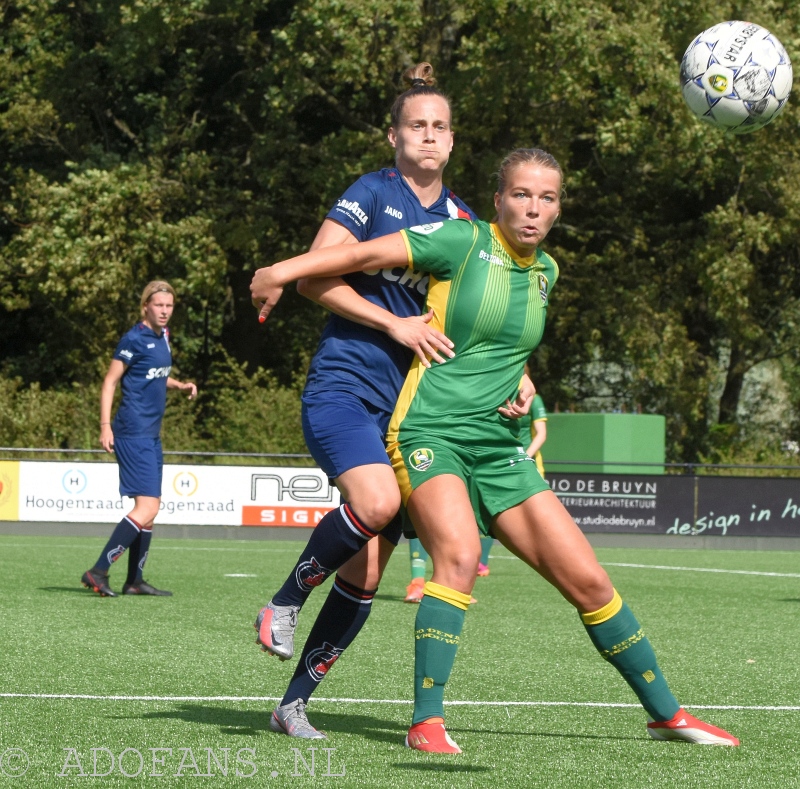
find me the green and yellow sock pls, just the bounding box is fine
[413,582,470,724]
[581,590,680,722]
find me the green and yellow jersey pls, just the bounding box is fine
[518,393,548,476]
[516,394,548,436]
[386,219,558,452]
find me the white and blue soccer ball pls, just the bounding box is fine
[680,21,793,134]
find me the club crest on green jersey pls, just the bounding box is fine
[408,448,435,471]
[538,273,549,304]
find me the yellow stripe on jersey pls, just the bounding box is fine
[491,223,536,268]
[386,245,457,445]
[390,227,466,449]
[581,589,623,625]
[423,581,472,611]
[385,265,453,505]
[387,438,413,505]
[400,228,414,265]
[386,274,452,442]
[421,274,452,343]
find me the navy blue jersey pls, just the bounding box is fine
[304,168,476,412]
[111,323,173,438]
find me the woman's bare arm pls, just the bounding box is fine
[251,233,409,322]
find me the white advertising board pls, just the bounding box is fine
[13,461,340,527]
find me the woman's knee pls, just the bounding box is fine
[348,488,401,530]
[130,507,158,528]
[430,543,481,591]
[571,568,614,613]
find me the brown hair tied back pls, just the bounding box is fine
[390,62,450,128]
[405,62,436,88]
[496,148,565,197]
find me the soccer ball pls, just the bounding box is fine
[680,21,793,134]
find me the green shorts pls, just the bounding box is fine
[389,435,550,537]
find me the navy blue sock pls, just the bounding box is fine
[126,527,153,585]
[281,575,376,706]
[94,516,141,572]
[272,503,378,608]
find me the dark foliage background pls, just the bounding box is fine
[1,0,798,465]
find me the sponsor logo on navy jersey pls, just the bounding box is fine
[145,366,172,380]
[364,266,429,295]
[306,641,343,681]
[295,557,331,591]
[384,205,403,219]
[119,349,133,360]
[334,198,368,225]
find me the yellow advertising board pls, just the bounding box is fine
[0,461,20,520]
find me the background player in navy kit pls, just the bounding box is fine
[252,64,528,739]
[81,281,196,598]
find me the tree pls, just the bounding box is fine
[0,0,798,461]
[0,161,227,385]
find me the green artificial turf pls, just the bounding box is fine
[0,535,798,788]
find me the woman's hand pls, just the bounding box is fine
[497,373,535,419]
[387,309,455,367]
[99,424,114,453]
[250,266,285,323]
[168,378,198,400]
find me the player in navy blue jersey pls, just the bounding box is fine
[253,64,532,740]
[81,281,197,598]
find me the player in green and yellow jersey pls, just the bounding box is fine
[250,147,739,755]
[386,216,556,517]
[399,225,554,598]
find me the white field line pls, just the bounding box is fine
[489,555,800,578]
[600,562,800,578]
[3,541,799,576]
[0,693,797,711]
[4,541,798,574]
[0,542,301,553]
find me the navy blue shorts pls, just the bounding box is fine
[114,435,163,498]
[302,389,402,545]
[302,390,393,478]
